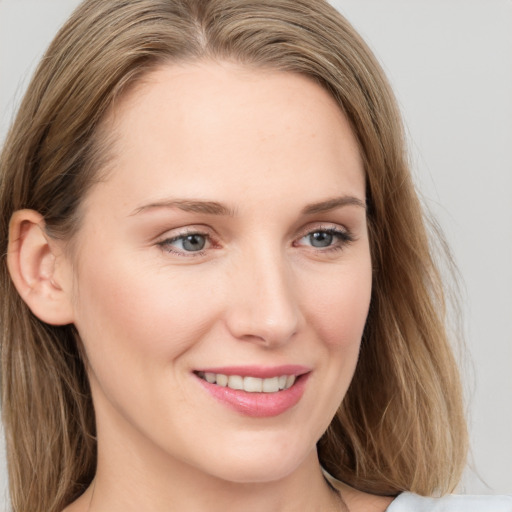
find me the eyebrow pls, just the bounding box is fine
[131,199,236,217]
[301,196,366,214]
[131,195,365,217]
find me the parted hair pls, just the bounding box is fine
[0,1,468,511]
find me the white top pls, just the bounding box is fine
[387,492,512,511]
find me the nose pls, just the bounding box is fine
[224,248,301,348]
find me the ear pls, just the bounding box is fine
[7,209,75,326]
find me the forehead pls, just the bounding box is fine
[84,61,364,215]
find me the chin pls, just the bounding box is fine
[211,460,302,485]
[195,436,316,484]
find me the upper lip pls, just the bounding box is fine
[193,365,311,379]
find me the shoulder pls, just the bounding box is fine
[387,492,512,512]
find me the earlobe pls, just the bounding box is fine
[7,209,75,326]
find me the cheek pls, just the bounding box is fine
[72,253,220,368]
[295,258,372,439]
[302,261,372,351]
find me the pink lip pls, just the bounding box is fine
[194,366,311,418]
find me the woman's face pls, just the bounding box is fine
[68,62,372,483]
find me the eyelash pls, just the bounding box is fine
[156,225,354,257]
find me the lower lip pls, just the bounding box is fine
[195,374,309,418]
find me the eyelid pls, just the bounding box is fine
[295,223,352,240]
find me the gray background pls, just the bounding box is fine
[0,0,511,508]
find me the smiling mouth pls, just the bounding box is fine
[196,371,296,393]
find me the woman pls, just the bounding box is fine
[0,1,510,511]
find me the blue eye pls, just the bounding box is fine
[161,233,208,253]
[174,234,206,251]
[308,231,335,248]
[297,228,352,250]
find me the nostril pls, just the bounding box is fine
[226,315,299,347]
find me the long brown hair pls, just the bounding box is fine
[0,1,467,511]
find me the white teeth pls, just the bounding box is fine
[199,372,298,393]
[228,375,244,390]
[285,375,296,389]
[216,373,228,387]
[244,376,263,392]
[204,372,216,384]
[262,376,279,393]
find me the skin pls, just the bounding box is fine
[13,62,393,511]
